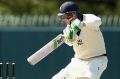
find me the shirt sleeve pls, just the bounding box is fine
[82,14,102,30]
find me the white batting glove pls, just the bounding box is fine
[71,18,81,31]
[63,25,76,43]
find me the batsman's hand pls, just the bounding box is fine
[63,25,76,42]
[70,18,81,31]
[63,19,82,43]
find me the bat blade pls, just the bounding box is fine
[27,34,65,65]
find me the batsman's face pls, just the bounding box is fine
[61,13,76,25]
[63,16,71,25]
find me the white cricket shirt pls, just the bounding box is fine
[65,14,106,59]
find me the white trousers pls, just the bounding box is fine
[52,56,108,79]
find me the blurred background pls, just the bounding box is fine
[0,0,120,79]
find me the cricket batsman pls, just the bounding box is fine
[52,1,108,79]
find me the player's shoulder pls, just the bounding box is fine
[82,14,102,28]
[83,14,101,20]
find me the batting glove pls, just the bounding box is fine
[71,18,81,31]
[63,25,76,42]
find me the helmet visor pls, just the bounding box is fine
[57,13,65,20]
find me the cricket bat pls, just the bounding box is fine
[27,34,65,65]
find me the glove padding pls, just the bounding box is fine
[63,26,76,43]
[71,18,81,31]
[66,28,76,42]
[63,19,81,42]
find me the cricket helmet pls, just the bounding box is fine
[58,1,80,16]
